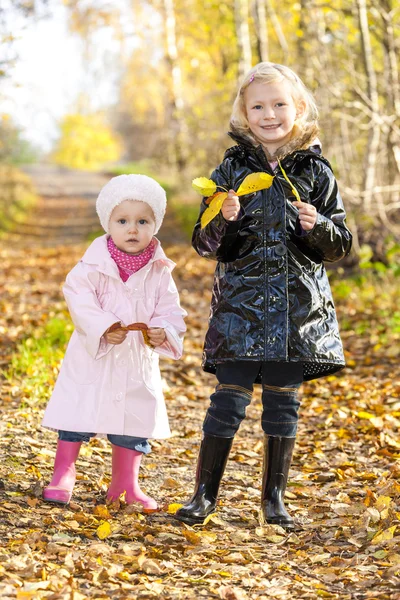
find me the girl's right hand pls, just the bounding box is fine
[221,190,241,221]
[104,326,128,345]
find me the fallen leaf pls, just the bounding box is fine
[167,503,183,514]
[96,521,112,540]
[371,525,397,545]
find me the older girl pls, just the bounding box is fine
[175,62,352,528]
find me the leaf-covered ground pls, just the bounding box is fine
[0,171,399,599]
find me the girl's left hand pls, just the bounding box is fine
[292,201,318,231]
[148,328,166,347]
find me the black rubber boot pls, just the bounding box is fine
[261,435,296,530]
[174,434,233,525]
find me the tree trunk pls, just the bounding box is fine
[235,0,252,80]
[162,0,187,170]
[253,0,269,62]
[356,0,381,214]
[379,0,400,179]
[265,0,288,62]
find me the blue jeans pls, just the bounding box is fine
[203,361,303,438]
[58,431,151,454]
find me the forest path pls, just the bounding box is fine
[0,165,398,599]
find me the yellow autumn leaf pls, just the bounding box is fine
[182,529,202,545]
[375,496,392,512]
[192,512,217,527]
[278,160,301,202]
[316,589,337,598]
[93,505,112,520]
[200,192,228,228]
[357,411,375,419]
[192,177,217,196]
[96,521,112,540]
[167,503,183,514]
[236,172,274,196]
[371,525,397,545]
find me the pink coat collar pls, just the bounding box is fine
[81,234,175,280]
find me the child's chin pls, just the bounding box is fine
[123,245,142,255]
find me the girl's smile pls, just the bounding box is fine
[244,80,305,155]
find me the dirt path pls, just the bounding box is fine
[0,169,399,599]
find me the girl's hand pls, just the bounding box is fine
[221,190,241,221]
[147,328,166,347]
[104,326,128,345]
[293,201,317,231]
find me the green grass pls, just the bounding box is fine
[169,201,199,239]
[3,314,73,407]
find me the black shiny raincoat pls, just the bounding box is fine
[192,133,352,381]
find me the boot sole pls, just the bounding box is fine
[173,511,212,525]
[43,488,72,505]
[42,497,70,506]
[265,518,295,530]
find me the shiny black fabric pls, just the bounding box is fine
[192,139,352,382]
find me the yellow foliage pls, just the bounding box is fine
[93,505,112,520]
[52,113,122,171]
[371,525,397,545]
[96,521,112,540]
[192,177,217,196]
[200,192,227,228]
[195,172,274,228]
[167,503,183,514]
[236,172,274,196]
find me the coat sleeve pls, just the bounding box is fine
[294,159,352,262]
[192,158,245,261]
[63,263,121,360]
[148,267,187,360]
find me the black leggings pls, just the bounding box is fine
[202,361,303,438]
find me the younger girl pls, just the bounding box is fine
[175,62,352,528]
[42,174,186,509]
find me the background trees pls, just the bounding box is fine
[2,0,399,257]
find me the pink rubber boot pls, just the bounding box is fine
[107,445,158,510]
[43,440,82,505]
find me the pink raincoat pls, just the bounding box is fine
[42,235,187,439]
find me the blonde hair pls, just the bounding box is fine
[230,62,318,135]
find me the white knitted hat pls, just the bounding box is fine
[96,174,167,234]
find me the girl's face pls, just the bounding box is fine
[244,79,305,154]
[108,200,156,255]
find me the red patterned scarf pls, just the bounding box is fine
[107,237,155,282]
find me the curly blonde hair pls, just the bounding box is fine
[230,62,318,136]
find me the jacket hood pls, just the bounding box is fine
[81,234,175,277]
[228,122,320,161]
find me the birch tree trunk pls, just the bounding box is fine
[235,0,252,80]
[253,0,269,62]
[379,0,400,179]
[162,0,187,170]
[356,0,381,214]
[264,0,288,62]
